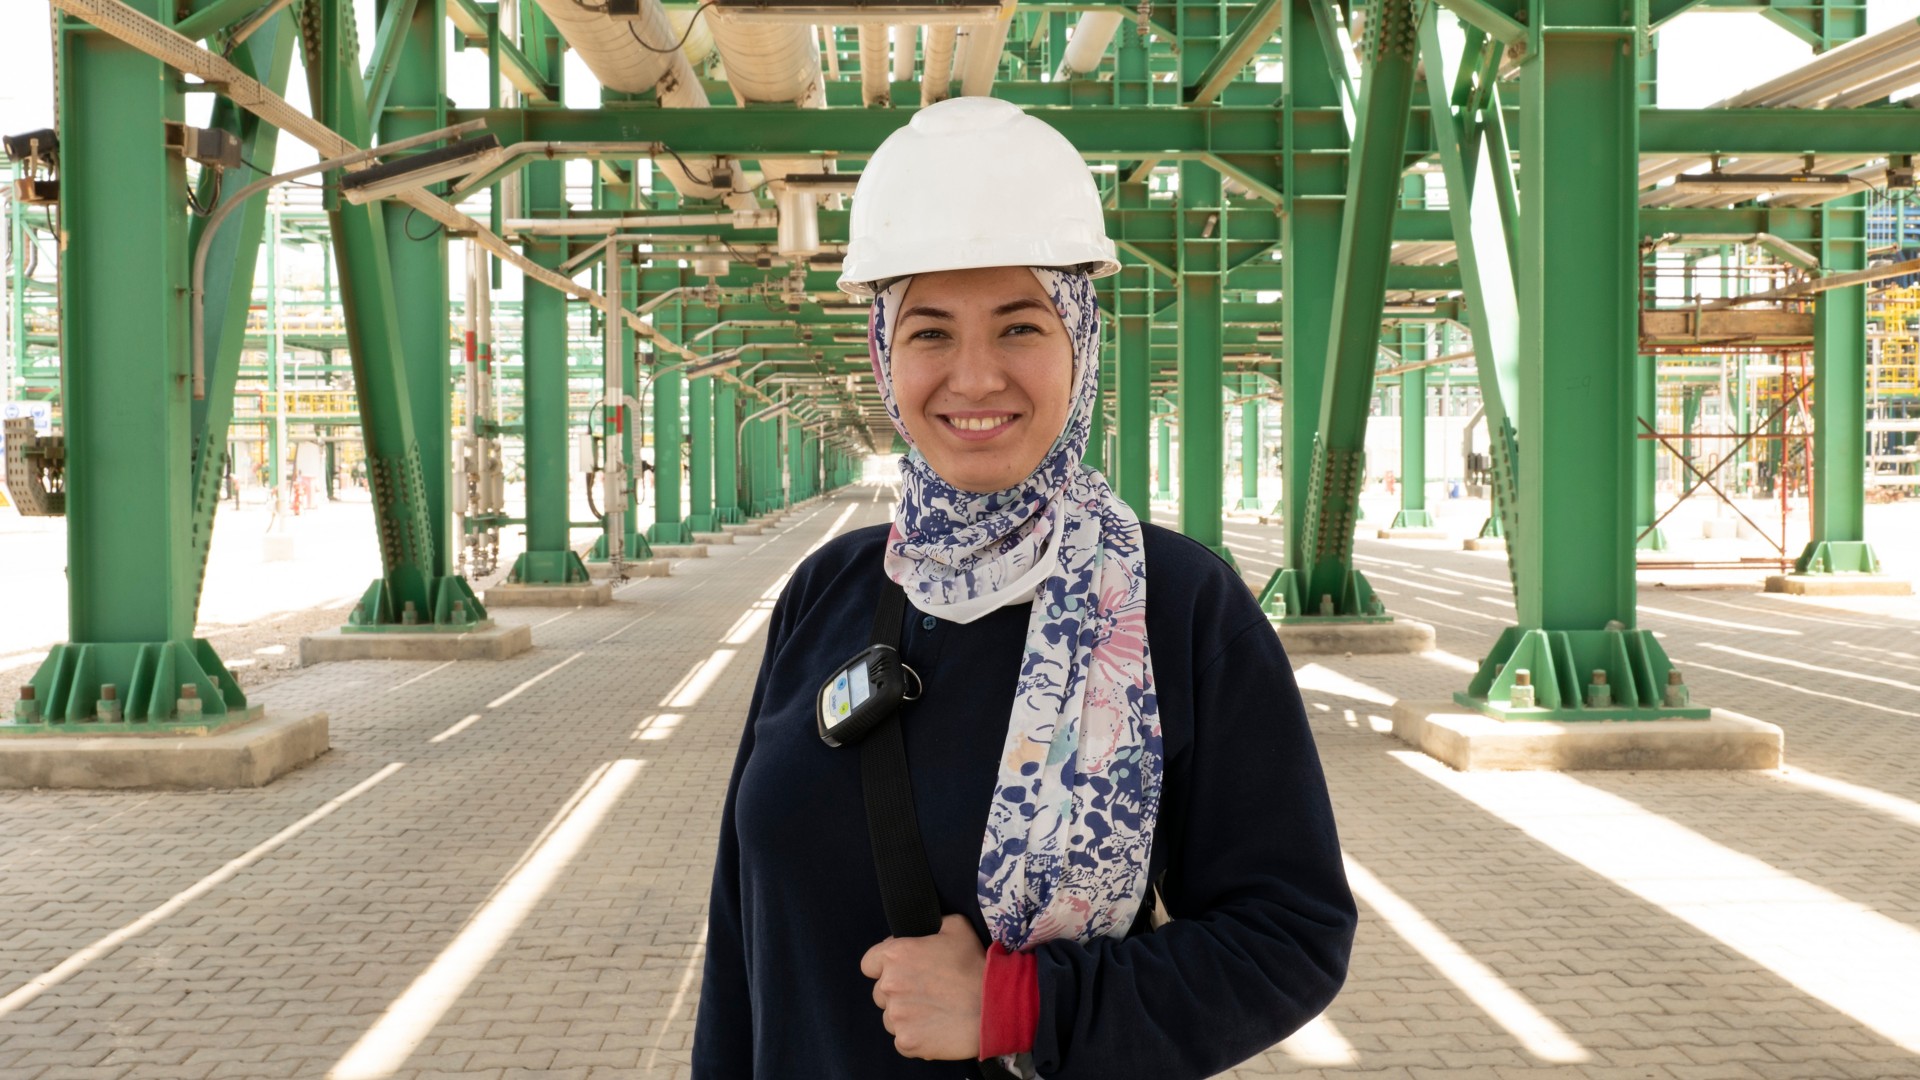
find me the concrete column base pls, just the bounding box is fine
[1464,536,1507,552]
[690,531,736,545]
[651,544,710,559]
[721,523,763,537]
[1275,619,1436,655]
[586,558,670,579]
[301,622,534,665]
[1390,700,1782,771]
[0,709,330,790]
[484,582,615,607]
[1377,527,1450,541]
[1764,573,1912,596]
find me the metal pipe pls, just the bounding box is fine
[191,119,487,398]
[1054,11,1122,79]
[891,25,918,83]
[1703,255,1920,310]
[859,25,891,105]
[921,26,956,104]
[503,213,768,235]
[603,242,626,576]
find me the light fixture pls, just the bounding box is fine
[1670,172,1859,198]
[341,133,503,204]
[711,0,1002,25]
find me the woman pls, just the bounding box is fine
[693,97,1355,1079]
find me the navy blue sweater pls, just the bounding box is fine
[693,523,1355,1079]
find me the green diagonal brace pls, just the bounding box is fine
[1292,0,1421,621]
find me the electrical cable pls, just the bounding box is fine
[624,1,715,55]
[404,205,445,241]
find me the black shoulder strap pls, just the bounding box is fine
[862,574,944,939]
[864,569,1026,1080]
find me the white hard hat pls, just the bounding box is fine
[837,96,1120,298]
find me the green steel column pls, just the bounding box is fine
[1263,0,1346,617]
[1114,257,1153,519]
[1634,350,1667,549]
[1272,0,1419,621]
[1681,385,1701,494]
[1455,0,1703,721]
[1794,193,1881,576]
[687,375,715,532]
[379,0,452,578]
[185,17,294,611]
[1391,332,1433,529]
[23,0,248,726]
[509,160,588,582]
[304,0,483,625]
[1419,8,1523,567]
[650,366,687,542]
[1155,406,1173,498]
[1239,375,1263,510]
[714,381,741,523]
[1176,160,1227,560]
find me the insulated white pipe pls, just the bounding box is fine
[1054,11,1122,79]
[921,26,957,105]
[859,24,891,106]
[891,24,918,83]
[957,4,1014,97]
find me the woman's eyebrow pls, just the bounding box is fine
[900,304,953,321]
[993,297,1052,317]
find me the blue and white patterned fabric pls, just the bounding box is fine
[867,269,1166,971]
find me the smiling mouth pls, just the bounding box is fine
[942,414,1018,434]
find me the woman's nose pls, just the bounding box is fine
[943,337,1010,398]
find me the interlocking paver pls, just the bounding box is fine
[4,491,1920,1076]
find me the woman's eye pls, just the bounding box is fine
[1004,323,1041,337]
[908,328,947,341]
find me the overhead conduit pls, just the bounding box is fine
[859,25,891,106]
[921,26,957,104]
[528,0,744,203]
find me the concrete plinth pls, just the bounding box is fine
[651,544,710,559]
[690,531,736,545]
[1764,573,1912,597]
[587,558,669,579]
[1377,527,1450,541]
[722,523,763,537]
[262,532,296,562]
[1275,619,1436,655]
[484,582,614,607]
[301,622,534,665]
[1464,536,1507,552]
[0,710,330,790]
[1390,700,1782,771]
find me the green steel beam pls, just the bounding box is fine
[1266,0,1346,619]
[1290,0,1420,622]
[1434,0,1527,46]
[304,0,485,626]
[511,161,589,583]
[1794,192,1881,576]
[687,373,715,533]
[1185,0,1288,107]
[24,1,250,727]
[174,0,277,40]
[714,380,742,524]
[188,18,296,612]
[364,0,423,121]
[1114,248,1155,520]
[1457,0,1704,722]
[379,0,454,583]
[1639,108,1920,155]
[1419,7,1522,576]
[1176,159,1227,559]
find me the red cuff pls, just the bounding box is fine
[979,945,1039,1059]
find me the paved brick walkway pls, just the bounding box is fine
[2,487,1917,1079]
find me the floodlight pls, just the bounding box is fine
[1670,172,1859,198]
[711,0,1001,24]
[341,134,503,203]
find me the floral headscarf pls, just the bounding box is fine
[868,269,1165,967]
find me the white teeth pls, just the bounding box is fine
[948,416,1009,432]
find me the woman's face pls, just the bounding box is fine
[889,266,1075,494]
